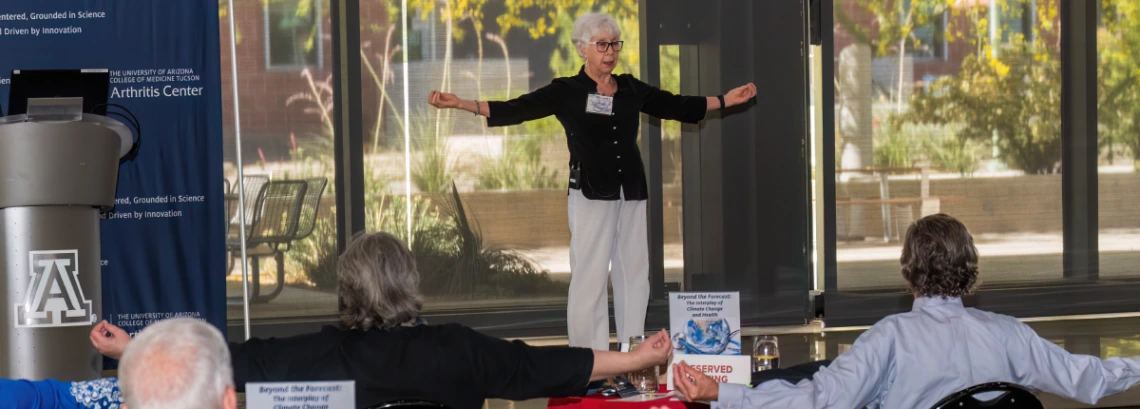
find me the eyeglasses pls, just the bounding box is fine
[592,41,624,52]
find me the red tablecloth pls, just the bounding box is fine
[547,387,709,409]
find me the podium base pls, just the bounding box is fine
[0,206,103,381]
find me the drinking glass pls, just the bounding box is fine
[628,335,659,393]
[752,335,780,372]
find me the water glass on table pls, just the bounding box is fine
[753,335,780,372]
[627,335,660,393]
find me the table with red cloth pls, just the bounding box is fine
[547,386,710,409]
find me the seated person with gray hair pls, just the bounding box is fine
[94,232,672,409]
[117,318,237,409]
[673,214,1140,408]
[0,318,231,409]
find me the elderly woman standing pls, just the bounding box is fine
[429,12,756,350]
[91,232,672,409]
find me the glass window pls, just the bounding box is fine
[833,0,1062,290]
[1097,0,1140,278]
[659,44,684,288]
[902,0,948,60]
[359,1,642,308]
[222,0,338,325]
[1102,336,1140,359]
[266,0,322,69]
[909,12,947,60]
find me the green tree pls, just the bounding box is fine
[497,0,640,76]
[903,40,1061,174]
[891,0,1064,174]
[220,0,327,46]
[406,0,492,98]
[1098,0,1140,168]
[836,0,954,108]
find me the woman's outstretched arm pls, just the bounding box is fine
[704,83,757,111]
[639,80,757,123]
[429,82,561,127]
[428,91,491,117]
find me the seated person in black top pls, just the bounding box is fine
[92,231,673,409]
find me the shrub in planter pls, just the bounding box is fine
[292,212,340,290]
[295,182,567,298]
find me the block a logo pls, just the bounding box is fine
[14,250,96,328]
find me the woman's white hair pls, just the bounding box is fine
[119,318,233,409]
[572,12,622,57]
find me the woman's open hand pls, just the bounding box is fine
[724,83,757,107]
[673,361,720,402]
[428,90,461,109]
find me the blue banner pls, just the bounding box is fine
[0,0,226,352]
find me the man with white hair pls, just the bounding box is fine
[117,318,237,409]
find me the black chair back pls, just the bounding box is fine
[367,400,450,409]
[292,177,328,240]
[224,178,233,234]
[227,174,271,244]
[930,383,1043,409]
[226,179,269,246]
[248,180,308,245]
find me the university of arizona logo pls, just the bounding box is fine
[15,250,96,328]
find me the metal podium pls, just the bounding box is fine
[0,106,133,381]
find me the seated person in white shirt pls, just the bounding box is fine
[673,213,1140,409]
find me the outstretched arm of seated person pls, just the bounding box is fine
[589,329,672,381]
[0,378,73,409]
[89,319,270,394]
[1011,320,1140,404]
[468,328,669,401]
[705,323,893,409]
[90,320,130,360]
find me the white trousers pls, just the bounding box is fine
[567,187,650,351]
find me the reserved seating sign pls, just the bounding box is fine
[666,292,750,389]
[246,381,354,409]
[665,354,752,390]
[668,292,742,355]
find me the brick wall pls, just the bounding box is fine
[456,173,1140,251]
[219,1,388,161]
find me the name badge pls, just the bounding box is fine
[586,94,614,115]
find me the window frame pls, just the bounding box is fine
[907,10,950,62]
[233,0,816,339]
[820,0,1118,328]
[263,0,324,71]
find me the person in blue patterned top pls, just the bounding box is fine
[0,377,120,409]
